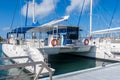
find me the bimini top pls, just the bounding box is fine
[8,27,35,34]
[28,25,81,32]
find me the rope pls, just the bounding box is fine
[97,5,109,27]
[77,0,85,26]
[25,0,30,26]
[10,0,19,29]
[109,0,119,28]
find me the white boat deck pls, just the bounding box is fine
[41,62,120,80]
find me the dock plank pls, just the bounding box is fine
[54,63,120,80]
[41,63,120,80]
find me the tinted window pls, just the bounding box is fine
[67,27,79,40]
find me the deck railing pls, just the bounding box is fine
[0,56,53,80]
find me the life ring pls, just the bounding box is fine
[84,39,89,45]
[51,38,58,46]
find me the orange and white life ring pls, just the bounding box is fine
[51,38,58,46]
[84,39,89,45]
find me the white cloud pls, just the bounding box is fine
[66,0,90,14]
[2,27,10,31]
[21,0,59,19]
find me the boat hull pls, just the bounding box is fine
[59,45,91,53]
[75,44,120,61]
[39,47,60,55]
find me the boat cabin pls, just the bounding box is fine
[28,25,80,46]
[7,25,81,47]
[46,26,79,46]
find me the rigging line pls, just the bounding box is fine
[97,5,109,27]
[25,0,30,26]
[109,0,119,28]
[100,1,111,21]
[98,1,116,27]
[52,0,59,19]
[10,0,19,29]
[62,0,69,25]
[98,6,108,25]
[77,0,85,26]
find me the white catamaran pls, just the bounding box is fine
[2,0,92,77]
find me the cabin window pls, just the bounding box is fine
[67,27,79,40]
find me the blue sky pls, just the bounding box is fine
[0,0,120,38]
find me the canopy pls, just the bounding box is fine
[8,27,35,34]
[28,25,81,32]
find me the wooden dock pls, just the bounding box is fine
[41,62,120,80]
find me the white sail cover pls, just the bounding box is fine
[28,15,69,32]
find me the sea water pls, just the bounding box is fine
[48,54,115,75]
[0,44,115,79]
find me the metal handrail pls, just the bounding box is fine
[0,56,53,80]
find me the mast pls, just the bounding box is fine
[32,0,35,24]
[90,0,92,37]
